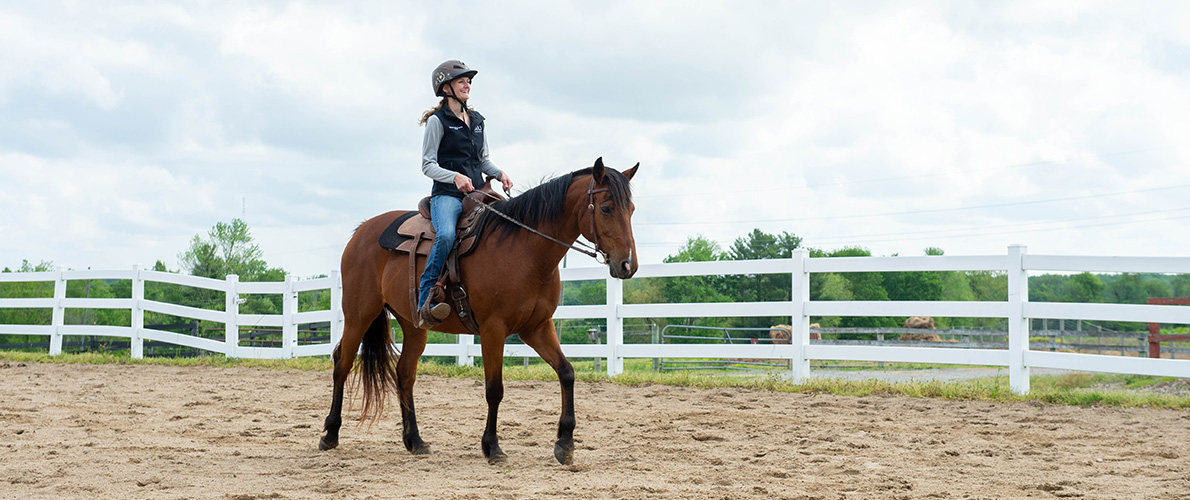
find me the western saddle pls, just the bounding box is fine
[377,180,506,334]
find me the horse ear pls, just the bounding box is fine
[592,157,605,183]
[623,162,640,181]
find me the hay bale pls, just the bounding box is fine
[768,324,820,343]
[904,316,936,329]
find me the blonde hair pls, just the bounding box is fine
[418,98,446,126]
[418,96,474,126]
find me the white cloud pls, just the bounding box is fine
[2,1,1190,274]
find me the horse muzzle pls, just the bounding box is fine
[608,251,637,279]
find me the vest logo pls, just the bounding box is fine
[448,125,464,130]
[474,125,483,133]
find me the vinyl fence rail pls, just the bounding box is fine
[0,266,344,361]
[2,245,1190,395]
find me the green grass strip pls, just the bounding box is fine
[2,351,1187,409]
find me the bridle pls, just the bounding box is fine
[584,176,611,262]
[472,177,611,263]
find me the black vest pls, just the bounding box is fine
[431,106,486,199]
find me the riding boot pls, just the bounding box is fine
[416,287,451,328]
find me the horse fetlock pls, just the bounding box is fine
[482,436,504,461]
[486,452,508,465]
[403,434,429,454]
[553,440,574,465]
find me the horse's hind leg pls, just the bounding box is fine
[392,314,432,455]
[520,321,576,465]
[319,311,373,451]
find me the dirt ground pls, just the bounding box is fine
[2,362,1188,500]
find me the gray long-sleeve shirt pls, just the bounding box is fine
[421,113,502,183]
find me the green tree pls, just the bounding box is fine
[561,280,606,306]
[1144,277,1173,300]
[968,271,1007,301]
[179,219,283,281]
[813,273,853,328]
[1105,274,1147,304]
[725,229,801,302]
[1173,274,1190,297]
[820,247,897,329]
[1030,274,1070,302]
[0,261,58,340]
[660,236,730,327]
[723,230,802,329]
[727,229,802,260]
[175,219,286,316]
[1064,272,1104,303]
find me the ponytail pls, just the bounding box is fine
[419,98,447,125]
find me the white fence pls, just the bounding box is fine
[0,267,343,360]
[3,245,1190,394]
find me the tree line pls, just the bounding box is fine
[561,229,1190,340]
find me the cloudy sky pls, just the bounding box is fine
[2,1,1189,277]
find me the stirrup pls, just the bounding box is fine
[417,296,451,328]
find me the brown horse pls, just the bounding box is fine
[319,158,639,465]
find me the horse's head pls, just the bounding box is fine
[582,157,639,279]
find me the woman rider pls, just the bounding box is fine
[416,60,513,328]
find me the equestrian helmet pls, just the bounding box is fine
[432,60,478,97]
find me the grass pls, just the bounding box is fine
[2,351,1188,410]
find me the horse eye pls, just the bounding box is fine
[600,205,612,215]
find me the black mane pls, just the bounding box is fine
[487,166,632,239]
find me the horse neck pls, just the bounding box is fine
[515,179,590,275]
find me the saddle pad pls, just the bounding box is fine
[378,211,433,255]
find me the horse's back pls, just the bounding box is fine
[341,210,413,293]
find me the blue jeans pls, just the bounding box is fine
[417,195,462,307]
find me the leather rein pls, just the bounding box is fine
[472,177,610,263]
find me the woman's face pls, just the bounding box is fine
[447,77,471,100]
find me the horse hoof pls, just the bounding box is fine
[554,441,574,465]
[487,453,508,465]
[411,444,433,456]
[318,437,338,451]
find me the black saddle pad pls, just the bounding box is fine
[378,211,422,251]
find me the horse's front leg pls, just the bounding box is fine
[480,334,508,464]
[520,321,576,465]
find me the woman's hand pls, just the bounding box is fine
[453,173,474,193]
[496,171,513,194]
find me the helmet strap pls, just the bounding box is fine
[443,86,468,116]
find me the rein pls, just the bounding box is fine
[473,181,609,263]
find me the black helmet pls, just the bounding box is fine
[432,60,478,97]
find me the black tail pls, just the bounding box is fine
[357,311,398,424]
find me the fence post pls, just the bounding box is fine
[283,275,297,358]
[606,277,624,376]
[329,270,343,351]
[131,265,144,359]
[651,323,661,372]
[49,270,66,356]
[457,334,475,366]
[791,249,811,383]
[1007,245,1030,394]
[225,274,239,358]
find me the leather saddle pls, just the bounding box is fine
[376,179,506,334]
[378,180,504,257]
